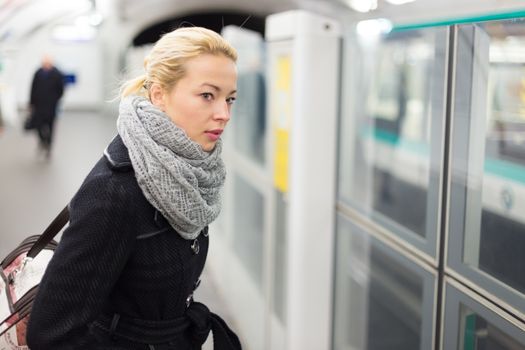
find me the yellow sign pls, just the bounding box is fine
[273,55,292,193]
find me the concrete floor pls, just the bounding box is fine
[0,110,235,349]
[0,110,117,255]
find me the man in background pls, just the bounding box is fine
[29,54,64,158]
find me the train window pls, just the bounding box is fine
[332,214,435,350]
[337,27,448,258]
[442,282,525,349]
[448,20,525,315]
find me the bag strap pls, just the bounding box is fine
[27,205,70,259]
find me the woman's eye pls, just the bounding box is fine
[226,97,236,105]
[201,92,213,100]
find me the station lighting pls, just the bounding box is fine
[346,0,378,13]
[384,0,416,4]
[356,18,393,37]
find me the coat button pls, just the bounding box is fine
[186,293,194,308]
[191,239,200,254]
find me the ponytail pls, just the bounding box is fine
[120,74,148,98]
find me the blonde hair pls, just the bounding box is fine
[120,27,238,98]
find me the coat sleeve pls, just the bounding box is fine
[26,172,137,349]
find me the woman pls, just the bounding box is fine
[27,27,241,350]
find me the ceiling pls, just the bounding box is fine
[1,0,525,45]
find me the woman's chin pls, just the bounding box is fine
[200,142,216,152]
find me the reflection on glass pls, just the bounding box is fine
[233,71,266,165]
[459,20,525,295]
[459,305,525,349]
[227,28,267,166]
[338,28,445,243]
[333,217,428,350]
[233,174,264,287]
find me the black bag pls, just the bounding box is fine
[0,206,69,348]
[23,112,37,131]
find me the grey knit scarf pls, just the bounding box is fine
[117,95,225,240]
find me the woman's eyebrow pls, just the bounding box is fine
[201,83,237,95]
[201,83,220,91]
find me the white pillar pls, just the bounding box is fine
[266,10,341,350]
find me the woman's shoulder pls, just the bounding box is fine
[75,136,137,203]
[103,135,133,172]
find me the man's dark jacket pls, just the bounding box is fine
[29,67,64,125]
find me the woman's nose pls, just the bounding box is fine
[213,101,231,122]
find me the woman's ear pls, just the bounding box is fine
[149,83,165,110]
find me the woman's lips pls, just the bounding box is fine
[205,129,223,141]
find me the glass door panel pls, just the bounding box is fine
[333,214,435,350]
[338,26,448,258]
[448,20,525,315]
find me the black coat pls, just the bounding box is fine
[29,67,64,125]
[26,136,239,350]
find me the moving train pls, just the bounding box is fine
[353,26,525,285]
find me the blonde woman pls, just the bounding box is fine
[27,27,241,350]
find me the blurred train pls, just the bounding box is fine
[361,31,525,220]
[353,27,525,289]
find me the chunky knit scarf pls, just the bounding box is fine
[117,96,225,240]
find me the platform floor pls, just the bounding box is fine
[0,110,236,349]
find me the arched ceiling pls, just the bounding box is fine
[131,12,267,46]
[113,0,297,21]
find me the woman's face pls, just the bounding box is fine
[153,54,237,152]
